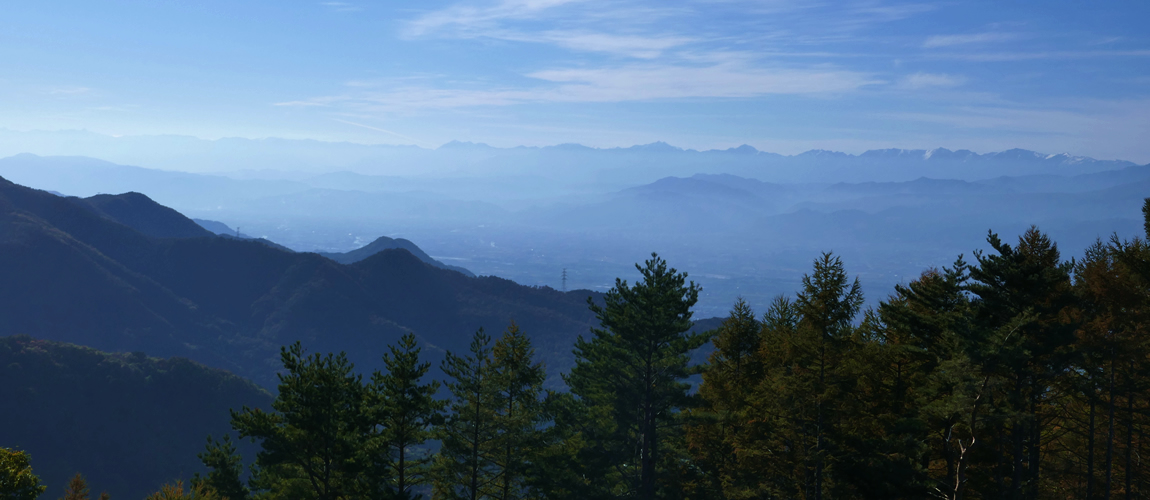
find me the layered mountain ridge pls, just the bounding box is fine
[0,175,603,388]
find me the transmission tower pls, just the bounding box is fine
[561,268,568,291]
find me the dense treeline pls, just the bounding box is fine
[6,206,1150,500]
[691,218,1150,498]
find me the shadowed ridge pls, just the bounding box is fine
[76,191,215,239]
[0,174,235,366]
[0,335,271,500]
[0,174,606,389]
[320,235,476,277]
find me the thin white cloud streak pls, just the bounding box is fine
[899,72,965,89]
[515,31,695,59]
[320,2,362,12]
[332,118,426,146]
[277,63,880,111]
[923,32,1019,48]
[47,86,92,95]
[926,49,1150,62]
[402,0,585,37]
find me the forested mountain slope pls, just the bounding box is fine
[0,336,272,500]
[0,176,602,388]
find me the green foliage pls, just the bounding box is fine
[193,436,249,500]
[0,448,46,500]
[564,253,706,500]
[18,198,1150,500]
[367,332,444,499]
[230,342,373,500]
[0,337,271,500]
[58,473,107,500]
[793,252,864,500]
[686,299,762,498]
[145,481,221,500]
[489,323,548,500]
[967,227,1076,498]
[432,324,551,500]
[433,329,500,500]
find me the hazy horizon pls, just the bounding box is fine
[4,1,1149,162]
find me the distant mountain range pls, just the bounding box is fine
[0,175,606,388]
[2,149,1146,317]
[191,217,472,274]
[0,130,1140,186]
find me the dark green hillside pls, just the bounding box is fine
[0,191,229,366]
[0,335,272,500]
[76,192,215,239]
[0,175,604,388]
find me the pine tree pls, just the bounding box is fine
[876,261,991,500]
[968,227,1076,499]
[59,474,107,500]
[1071,235,1150,498]
[687,298,762,498]
[490,322,547,500]
[145,481,221,500]
[368,332,444,500]
[434,329,500,500]
[230,342,372,500]
[193,435,250,500]
[795,252,864,500]
[564,253,706,500]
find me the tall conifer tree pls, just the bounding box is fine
[369,333,444,500]
[193,435,250,500]
[490,322,547,500]
[230,343,372,500]
[434,330,499,500]
[687,298,762,498]
[795,252,864,500]
[968,227,1075,499]
[564,253,706,500]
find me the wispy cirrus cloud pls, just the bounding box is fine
[402,0,586,38]
[922,32,1019,48]
[402,0,694,58]
[927,49,1150,62]
[320,2,363,12]
[47,86,92,95]
[507,30,695,59]
[275,61,880,111]
[899,72,966,89]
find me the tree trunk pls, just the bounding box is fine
[398,434,407,497]
[470,357,485,500]
[1125,387,1134,500]
[1089,393,1097,500]
[815,337,825,500]
[1030,393,1041,500]
[640,353,656,500]
[1012,375,1025,500]
[1106,358,1117,500]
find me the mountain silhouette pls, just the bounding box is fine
[320,235,475,276]
[0,175,601,388]
[77,192,215,239]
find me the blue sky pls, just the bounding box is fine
[2,0,1149,161]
